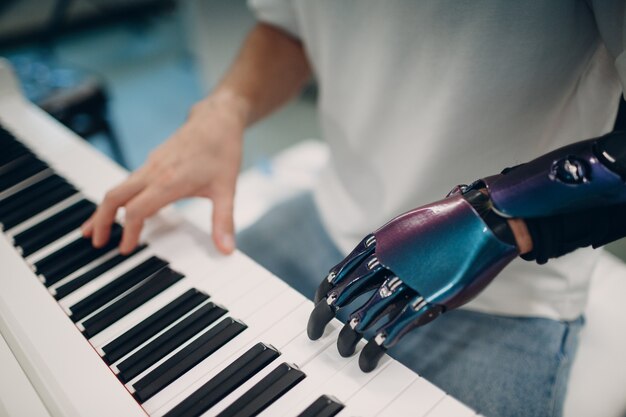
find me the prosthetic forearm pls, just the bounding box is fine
[308,131,626,372]
[480,130,626,217]
[519,132,626,263]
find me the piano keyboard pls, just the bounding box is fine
[0,60,477,417]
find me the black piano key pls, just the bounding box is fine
[102,289,208,364]
[297,395,345,417]
[0,130,22,144]
[34,223,122,272]
[0,174,68,220]
[14,199,96,256]
[0,125,19,144]
[35,225,123,285]
[53,245,147,300]
[216,363,306,417]
[0,156,48,192]
[0,143,30,168]
[0,182,77,230]
[81,267,185,338]
[0,153,29,176]
[69,255,169,322]
[164,343,281,417]
[133,317,248,403]
[0,140,32,169]
[0,153,40,172]
[116,301,228,383]
[0,127,29,159]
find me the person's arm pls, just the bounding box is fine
[82,23,311,255]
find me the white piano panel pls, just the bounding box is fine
[0,236,146,417]
[0,332,50,417]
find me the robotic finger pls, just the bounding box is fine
[307,251,393,340]
[314,234,376,303]
[337,277,415,357]
[359,296,444,372]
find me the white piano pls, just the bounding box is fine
[0,59,478,417]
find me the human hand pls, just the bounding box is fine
[307,188,527,372]
[81,91,249,255]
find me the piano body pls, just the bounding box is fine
[0,58,477,417]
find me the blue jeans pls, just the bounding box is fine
[237,193,583,417]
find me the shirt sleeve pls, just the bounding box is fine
[590,0,626,92]
[247,0,300,39]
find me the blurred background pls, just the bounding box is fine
[0,0,320,170]
[0,0,624,260]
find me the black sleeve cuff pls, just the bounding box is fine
[522,203,626,264]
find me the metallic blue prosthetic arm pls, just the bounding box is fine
[308,131,626,372]
[479,131,626,217]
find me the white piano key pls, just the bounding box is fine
[195,266,269,307]
[223,276,288,319]
[376,377,446,417]
[57,248,155,309]
[191,253,275,304]
[76,276,192,333]
[5,192,83,236]
[200,325,341,417]
[26,228,83,267]
[89,281,196,349]
[144,288,306,415]
[0,167,52,202]
[141,228,224,277]
[94,254,280,355]
[424,395,475,417]
[124,313,238,392]
[48,247,120,296]
[336,361,418,417]
[258,340,362,417]
[300,344,391,408]
[122,281,290,384]
[109,297,216,370]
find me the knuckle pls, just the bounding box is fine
[155,167,178,189]
[124,206,143,223]
[103,189,121,204]
[146,151,163,168]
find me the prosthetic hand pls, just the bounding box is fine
[308,131,626,372]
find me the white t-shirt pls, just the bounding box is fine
[248,0,626,320]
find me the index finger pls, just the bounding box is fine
[90,172,148,248]
[118,183,183,254]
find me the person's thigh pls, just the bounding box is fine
[389,309,583,417]
[237,193,582,417]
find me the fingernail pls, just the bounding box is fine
[221,234,235,252]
